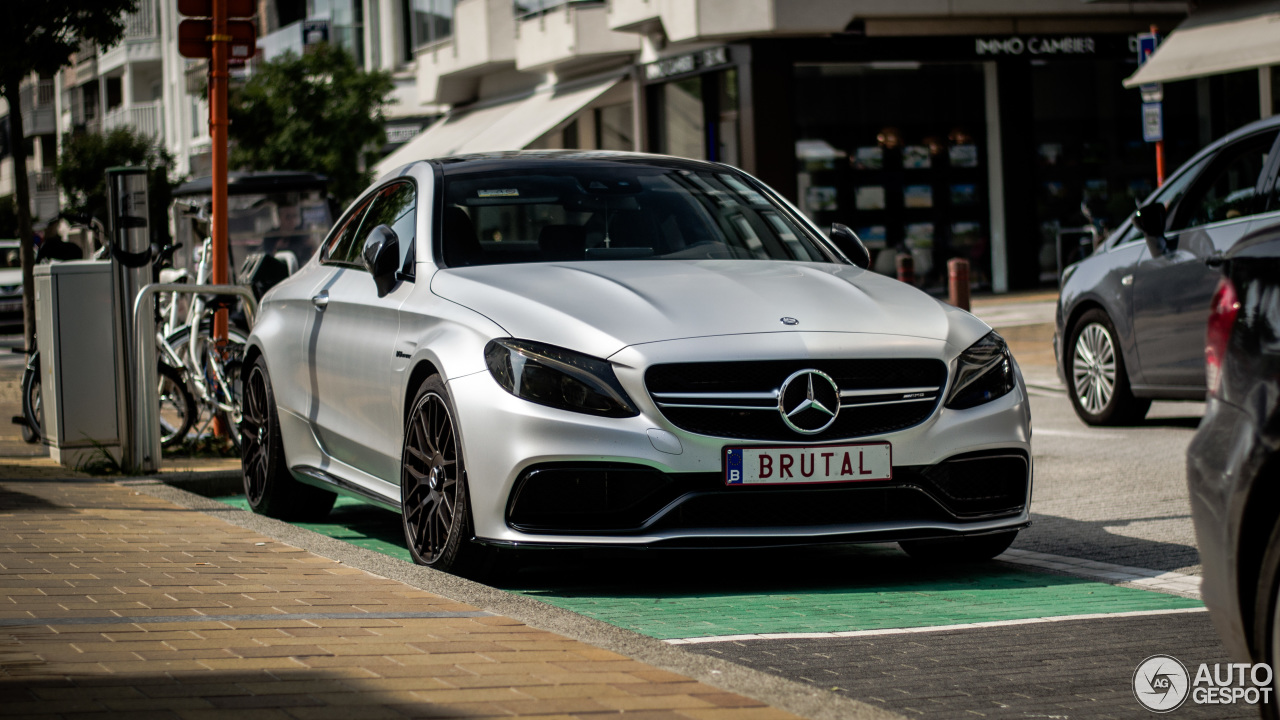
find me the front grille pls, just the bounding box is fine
[646,359,948,441]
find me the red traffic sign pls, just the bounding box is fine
[177,0,256,18]
[178,19,257,61]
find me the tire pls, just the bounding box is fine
[1066,308,1151,426]
[1253,520,1280,720]
[900,530,1018,562]
[20,356,40,444]
[157,362,197,449]
[239,355,335,520]
[401,375,484,575]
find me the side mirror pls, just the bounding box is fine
[362,224,400,297]
[830,223,871,269]
[1134,202,1168,258]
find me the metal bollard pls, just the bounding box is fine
[948,257,971,311]
[895,253,914,285]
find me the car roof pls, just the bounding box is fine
[391,150,733,178]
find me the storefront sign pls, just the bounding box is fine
[644,46,732,81]
[975,36,1097,56]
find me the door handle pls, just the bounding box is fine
[311,292,329,310]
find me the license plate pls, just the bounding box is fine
[724,442,892,486]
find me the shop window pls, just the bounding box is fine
[595,103,633,151]
[793,62,986,288]
[649,69,740,164]
[402,0,453,61]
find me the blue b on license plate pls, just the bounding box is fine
[724,442,892,485]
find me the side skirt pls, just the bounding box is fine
[291,464,401,513]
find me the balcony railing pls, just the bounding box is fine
[102,102,164,143]
[125,0,157,39]
[29,170,57,193]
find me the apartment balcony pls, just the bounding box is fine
[515,1,639,73]
[417,0,517,105]
[98,0,161,74]
[102,102,164,144]
[19,80,56,137]
[605,0,661,33]
[28,171,59,223]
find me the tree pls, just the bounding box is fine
[228,43,394,206]
[1,0,137,347]
[56,127,178,245]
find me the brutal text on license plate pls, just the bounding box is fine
[723,442,892,486]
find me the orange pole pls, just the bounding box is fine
[209,0,230,437]
[1151,24,1165,187]
[210,0,229,342]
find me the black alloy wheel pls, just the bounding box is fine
[239,355,334,520]
[401,375,478,573]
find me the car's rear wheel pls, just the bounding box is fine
[401,375,483,575]
[240,355,335,520]
[899,530,1018,562]
[1067,308,1150,425]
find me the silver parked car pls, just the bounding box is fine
[241,152,1032,575]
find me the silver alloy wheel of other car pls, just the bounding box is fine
[402,380,465,567]
[1072,322,1117,415]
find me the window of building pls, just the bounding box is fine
[595,103,633,151]
[307,0,363,59]
[402,0,455,62]
[648,69,739,164]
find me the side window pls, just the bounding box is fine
[354,182,416,270]
[1170,131,1278,231]
[324,195,375,266]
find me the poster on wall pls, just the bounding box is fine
[806,186,838,212]
[904,185,933,209]
[903,145,932,169]
[951,222,983,248]
[950,183,978,206]
[905,222,934,248]
[949,144,979,168]
[854,147,884,170]
[855,186,886,210]
[855,225,888,247]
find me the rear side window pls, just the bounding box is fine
[324,195,375,266]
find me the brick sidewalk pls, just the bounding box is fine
[0,479,815,720]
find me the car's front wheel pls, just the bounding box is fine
[899,530,1018,562]
[401,375,483,575]
[240,355,335,520]
[1066,308,1150,425]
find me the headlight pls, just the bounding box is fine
[945,332,1015,410]
[484,339,639,418]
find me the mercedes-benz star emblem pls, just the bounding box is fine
[778,369,841,435]
[780,317,799,325]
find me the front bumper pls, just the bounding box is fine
[449,332,1032,547]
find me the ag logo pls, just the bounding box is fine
[1134,654,1190,713]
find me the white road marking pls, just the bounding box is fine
[664,607,1207,644]
[999,548,1203,598]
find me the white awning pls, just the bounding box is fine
[1124,8,1280,87]
[374,75,623,176]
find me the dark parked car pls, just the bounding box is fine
[1056,115,1280,425]
[1187,221,1280,711]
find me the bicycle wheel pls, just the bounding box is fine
[20,355,40,444]
[157,362,197,448]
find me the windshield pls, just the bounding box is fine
[439,162,835,267]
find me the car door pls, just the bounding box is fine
[304,181,419,485]
[1131,129,1280,388]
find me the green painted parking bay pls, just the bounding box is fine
[216,494,1202,640]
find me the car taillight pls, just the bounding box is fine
[1206,276,1240,395]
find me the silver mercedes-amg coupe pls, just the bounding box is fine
[240,152,1032,575]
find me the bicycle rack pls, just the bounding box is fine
[131,283,258,473]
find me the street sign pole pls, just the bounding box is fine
[1139,24,1166,186]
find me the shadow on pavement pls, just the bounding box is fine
[1016,512,1201,573]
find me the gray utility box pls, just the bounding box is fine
[34,261,122,467]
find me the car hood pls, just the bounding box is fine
[431,260,987,359]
